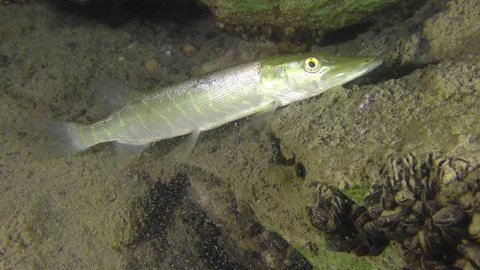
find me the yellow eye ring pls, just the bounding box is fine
[304,57,321,73]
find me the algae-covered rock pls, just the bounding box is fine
[201,0,400,31]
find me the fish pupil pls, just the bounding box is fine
[308,61,316,68]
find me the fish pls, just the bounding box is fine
[37,53,382,156]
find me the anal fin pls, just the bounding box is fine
[111,142,149,167]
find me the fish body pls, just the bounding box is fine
[73,61,265,147]
[61,53,382,153]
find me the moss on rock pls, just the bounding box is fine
[201,0,400,31]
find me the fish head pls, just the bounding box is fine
[259,53,382,105]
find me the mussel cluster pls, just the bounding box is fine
[308,154,480,269]
[308,183,389,256]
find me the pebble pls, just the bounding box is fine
[144,59,159,72]
[182,43,197,56]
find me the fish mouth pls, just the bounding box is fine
[324,56,383,87]
[347,57,383,79]
[362,58,383,74]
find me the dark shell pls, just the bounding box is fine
[394,187,416,207]
[411,201,426,217]
[403,249,422,269]
[421,199,441,218]
[422,176,439,201]
[459,192,476,212]
[363,220,381,237]
[400,214,422,237]
[381,187,398,210]
[352,206,371,227]
[308,206,329,231]
[401,236,419,251]
[309,184,355,234]
[367,203,383,220]
[458,244,480,269]
[363,207,404,238]
[364,185,382,206]
[432,206,468,244]
[432,206,467,226]
[326,209,344,233]
[417,219,446,259]
[435,181,469,207]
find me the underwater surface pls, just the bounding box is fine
[1,0,480,269]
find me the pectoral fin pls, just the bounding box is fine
[173,129,201,161]
[250,100,281,130]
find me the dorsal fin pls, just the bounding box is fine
[88,75,138,119]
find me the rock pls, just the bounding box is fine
[201,0,402,33]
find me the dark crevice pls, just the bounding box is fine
[48,0,210,27]
[182,203,248,270]
[320,22,372,47]
[268,132,295,166]
[345,62,437,88]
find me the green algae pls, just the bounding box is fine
[344,187,368,205]
[202,0,400,30]
[216,0,274,13]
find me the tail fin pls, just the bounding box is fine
[19,117,90,157]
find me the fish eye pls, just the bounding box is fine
[304,57,321,73]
